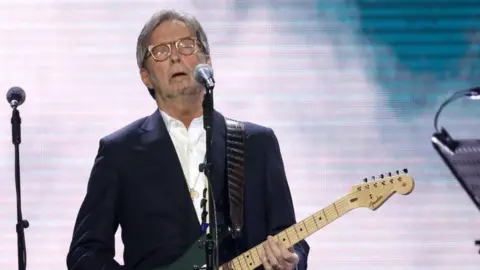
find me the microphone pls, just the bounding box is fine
[465,86,480,99]
[6,86,26,108]
[432,86,480,154]
[194,64,215,89]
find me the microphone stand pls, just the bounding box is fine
[11,104,29,270]
[431,87,480,255]
[198,82,219,270]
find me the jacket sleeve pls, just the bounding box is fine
[264,128,310,270]
[66,138,127,270]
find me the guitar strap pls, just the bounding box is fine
[225,118,245,239]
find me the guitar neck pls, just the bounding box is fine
[220,195,354,270]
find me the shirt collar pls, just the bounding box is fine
[159,109,203,131]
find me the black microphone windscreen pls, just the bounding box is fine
[6,86,26,106]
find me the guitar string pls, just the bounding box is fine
[226,176,408,269]
[226,195,353,270]
[225,185,397,270]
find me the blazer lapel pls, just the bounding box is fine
[138,110,201,227]
[137,109,227,228]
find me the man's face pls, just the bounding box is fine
[140,20,210,100]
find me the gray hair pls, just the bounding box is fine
[136,10,210,69]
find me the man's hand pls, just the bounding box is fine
[260,235,299,270]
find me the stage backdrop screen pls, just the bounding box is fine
[0,1,479,269]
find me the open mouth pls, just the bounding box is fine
[171,72,188,79]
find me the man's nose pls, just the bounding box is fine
[169,46,181,63]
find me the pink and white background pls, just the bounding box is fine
[0,0,479,269]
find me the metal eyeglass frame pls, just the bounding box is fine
[145,36,200,62]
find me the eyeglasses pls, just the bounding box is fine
[146,37,199,62]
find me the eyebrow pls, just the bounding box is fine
[151,36,193,46]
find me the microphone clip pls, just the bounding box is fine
[431,127,458,155]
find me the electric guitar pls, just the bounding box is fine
[153,169,415,270]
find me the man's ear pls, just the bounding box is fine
[197,52,211,66]
[140,68,153,89]
[206,55,212,66]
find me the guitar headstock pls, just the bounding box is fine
[348,169,414,210]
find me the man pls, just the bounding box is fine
[66,9,309,270]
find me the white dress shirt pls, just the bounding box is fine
[160,110,206,223]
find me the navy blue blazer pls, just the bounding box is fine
[66,109,309,270]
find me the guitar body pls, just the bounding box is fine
[151,234,207,270]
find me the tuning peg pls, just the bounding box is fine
[363,178,368,183]
[396,170,399,175]
[388,172,392,177]
[380,174,384,179]
[403,168,408,173]
[371,176,375,180]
